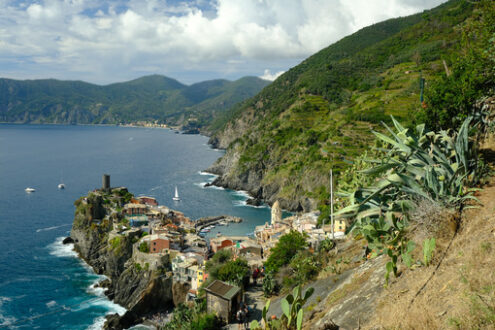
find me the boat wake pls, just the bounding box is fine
[149,185,162,192]
[36,224,72,233]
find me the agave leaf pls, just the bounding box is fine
[356,207,384,220]
[361,163,397,175]
[373,131,401,149]
[391,115,407,133]
[383,123,412,154]
[416,123,426,137]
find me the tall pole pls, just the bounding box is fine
[330,169,334,240]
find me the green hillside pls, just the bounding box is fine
[0,75,269,127]
[208,0,479,211]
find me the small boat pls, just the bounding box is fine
[58,183,65,189]
[172,186,181,201]
[25,187,36,193]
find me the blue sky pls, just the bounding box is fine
[0,0,446,85]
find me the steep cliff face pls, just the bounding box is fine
[69,190,174,329]
[207,136,320,212]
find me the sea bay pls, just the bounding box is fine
[0,124,272,329]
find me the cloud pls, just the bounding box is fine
[0,0,447,84]
[260,69,285,81]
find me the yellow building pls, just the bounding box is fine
[197,264,206,289]
[334,218,347,232]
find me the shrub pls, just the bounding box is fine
[217,258,250,288]
[139,242,149,253]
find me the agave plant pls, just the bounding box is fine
[337,116,481,223]
[336,116,483,282]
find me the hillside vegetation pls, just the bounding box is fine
[0,75,269,129]
[208,0,483,212]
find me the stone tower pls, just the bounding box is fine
[102,174,110,192]
[271,200,282,225]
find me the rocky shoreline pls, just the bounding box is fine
[68,190,176,329]
[206,137,317,212]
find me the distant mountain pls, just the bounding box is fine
[0,75,270,128]
[207,0,476,211]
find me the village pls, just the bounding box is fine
[84,175,348,326]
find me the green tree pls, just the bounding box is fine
[265,231,307,273]
[423,1,495,130]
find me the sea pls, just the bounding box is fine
[0,124,281,329]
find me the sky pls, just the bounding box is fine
[0,0,446,85]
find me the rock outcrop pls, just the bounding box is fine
[69,189,174,329]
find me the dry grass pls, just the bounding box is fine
[365,177,495,329]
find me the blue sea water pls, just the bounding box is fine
[0,124,275,329]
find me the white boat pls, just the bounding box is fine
[172,186,181,201]
[25,187,36,193]
[58,171,65,189]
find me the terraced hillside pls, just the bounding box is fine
[208,0,477,211]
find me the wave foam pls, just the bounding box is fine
[205,185,224,190]
[0,297,16,327]
[46,300,57,308]
[86,316,105,330]
[48,237,78,258]
[86,276,109,297]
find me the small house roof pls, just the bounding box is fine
[125,203,147,208]
[138,196,156,201]
[205,280,241,300]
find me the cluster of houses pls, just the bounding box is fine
[99,175,347,325]
[254,201,347,257]
[117,195,210,297]
[122,195,348,298]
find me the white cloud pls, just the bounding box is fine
[0,0,447,84]
[260,69,285,81]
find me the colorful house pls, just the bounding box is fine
[149,234,170,253]
[334,218,347,233]
[124,203,148,215]
[197,263,207,289]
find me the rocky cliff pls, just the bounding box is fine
[69,189,174,329]
[207,134,319,212]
